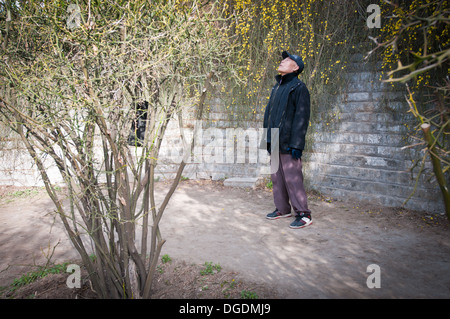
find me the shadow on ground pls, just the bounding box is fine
[1,181,449,298]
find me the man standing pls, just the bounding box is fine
[263,51,312,229]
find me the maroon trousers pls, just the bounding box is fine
[271,153,311,215]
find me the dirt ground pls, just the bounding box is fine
[0,180,449,299]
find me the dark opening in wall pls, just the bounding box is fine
[128,101,148,147]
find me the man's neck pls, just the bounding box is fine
[276,72,298,84]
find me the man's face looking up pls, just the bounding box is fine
[277,57,299,76]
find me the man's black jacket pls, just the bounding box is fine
[263,72,310,154]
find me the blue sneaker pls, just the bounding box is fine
[289,213,312,229]
[266,209,292,220]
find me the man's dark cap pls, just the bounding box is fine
[282,51,304,74]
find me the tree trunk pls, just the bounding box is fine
[421,123,450,220]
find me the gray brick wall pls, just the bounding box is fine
[302,55,444,213]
